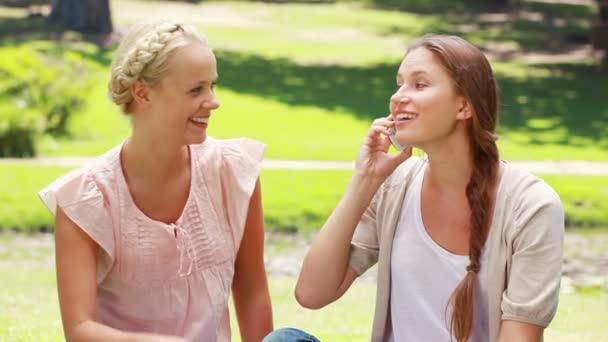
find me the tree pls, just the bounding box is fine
[49,0,113,35]
[592,0,608,66]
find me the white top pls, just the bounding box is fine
[389,163,489,342]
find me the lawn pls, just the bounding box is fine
[1,1,607,340]
[1,0,606,161]
[1,232,607,342]
[1,165,607,232]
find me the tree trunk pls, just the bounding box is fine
[591,0,608,60]
[598,0,608,21]
[49,0,113,34]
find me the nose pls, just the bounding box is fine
[390,86,411,105]
[202,93,220,110]
[390,91,410,112]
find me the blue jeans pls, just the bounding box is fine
[263,328,321,342]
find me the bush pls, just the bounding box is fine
[0,45,94,157]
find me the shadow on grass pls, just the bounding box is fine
[216,49,607,147]
[1,3,605,148]
[0,14,115,66]
[216,49,399,120]
[380,0,596,52]
[497,63,608,146]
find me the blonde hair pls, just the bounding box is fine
[108,21,207,114]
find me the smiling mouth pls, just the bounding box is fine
[190,117,209,124]
[394,112,418,122]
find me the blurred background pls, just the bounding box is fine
[0,0,607,341]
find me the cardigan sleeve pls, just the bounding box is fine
[501,178,565,327]
[348,189,381,275]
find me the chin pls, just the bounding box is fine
[187,134,207,145]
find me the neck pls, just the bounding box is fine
[121,131,190,183]
[422,130,473,194]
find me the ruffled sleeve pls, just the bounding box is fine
[39,169,115,283]
[219,138,266,244]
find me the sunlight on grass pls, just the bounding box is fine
[210,89,368,160]
[231,276,375,342]
[40,85,372,161]
[0,165,67,229]
[260,169,352,232]
[2,164,607,232]
[1,261,606,342]
[2,0,602,161]
[114,0,438,65]
[0,266,63,341]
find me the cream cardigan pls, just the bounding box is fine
[348,156,564,342]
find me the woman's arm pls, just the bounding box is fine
[497,320,543,342]
[232,179,273,342]
[295,118,411,309]
[55,208,185,342]
[498,180,565,342]
[294,173,383,309]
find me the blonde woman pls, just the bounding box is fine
[40,21,272,342]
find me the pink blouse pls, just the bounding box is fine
[39,137,266,341]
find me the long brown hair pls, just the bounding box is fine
[407,35,500,342]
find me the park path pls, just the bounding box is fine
[2,156,608,175]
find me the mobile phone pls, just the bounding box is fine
[388,127,406,152]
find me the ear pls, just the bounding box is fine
[130,80,151,108]
[455,96,473,120]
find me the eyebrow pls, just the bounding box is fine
[399,69,430,78]
[396,69,431,84]
[190,78,218,86]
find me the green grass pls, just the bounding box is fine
[34,55,608,161]
[1,165,607,231]
[261,169,352,232]
[542,175,608,227]
[0,165,69,230]
[1,262,606,342]
[2,0,607,161]
[0,165,355,232]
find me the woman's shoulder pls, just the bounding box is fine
[39,144,123,214]
[499,162,562,210]
[496,162,564,236]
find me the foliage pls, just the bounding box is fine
[0,44,94,157]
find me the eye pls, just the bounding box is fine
[189,86,203,94]
[395,83,403,90]
[415,81,427,90]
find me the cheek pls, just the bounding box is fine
[418,87,457,110]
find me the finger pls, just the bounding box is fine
[370,134,391,150]
[367,125,392,138]
[372,117,395,128]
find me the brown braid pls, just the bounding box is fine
[407,34,499,342]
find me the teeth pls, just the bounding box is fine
[191,117,209,124]
[396,113,417,120]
